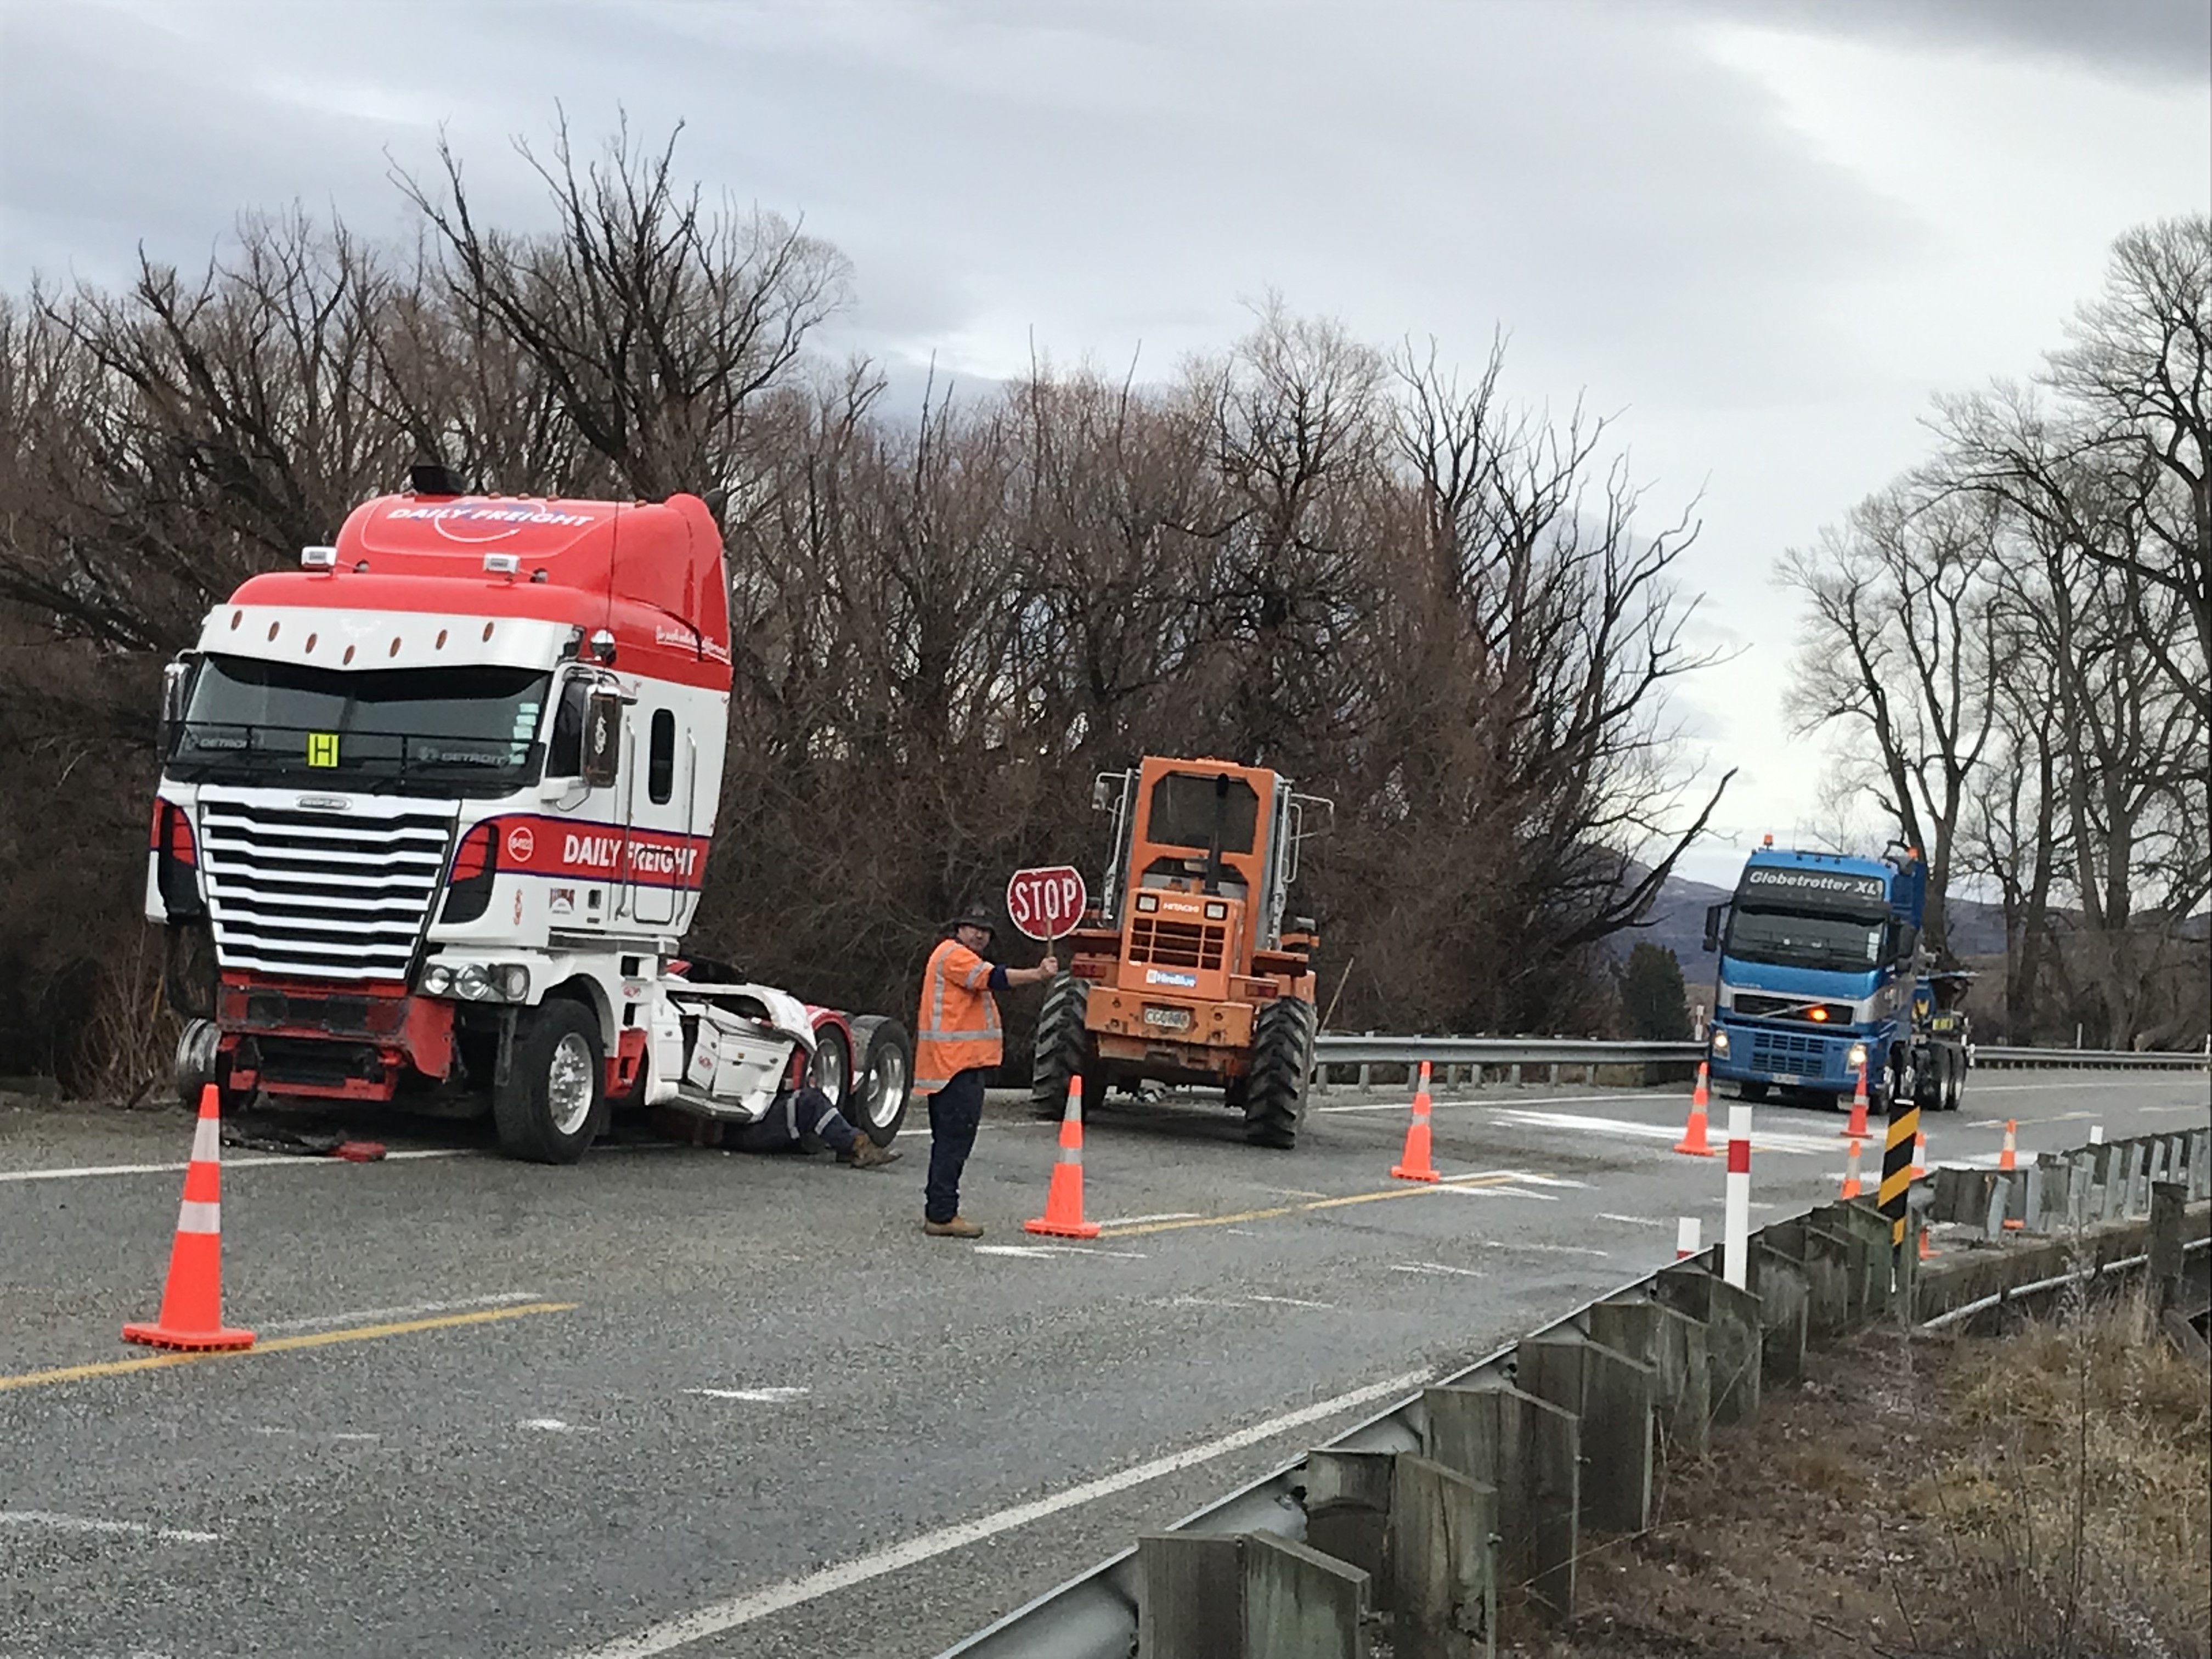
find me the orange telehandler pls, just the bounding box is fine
[1030,756,1332,1148]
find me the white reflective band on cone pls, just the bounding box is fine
[177,1199,221,1234]
[191,1117,222,1163]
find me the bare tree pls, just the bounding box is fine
[398,113,851,515]
[1781,482,2003,958]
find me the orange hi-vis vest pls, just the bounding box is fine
[914,938,1002,1094]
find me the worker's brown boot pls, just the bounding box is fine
[840,1136,900,1169]
[923,1216,984,1239]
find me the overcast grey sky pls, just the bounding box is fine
[3,0,2207,884]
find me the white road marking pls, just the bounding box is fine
[1162,1292,1333,1311]
[562,1369,1430,1659]
[1253,1187,1330,1199]
[685,1387,809,1404]
[0,1149,465,1184]
[250,1427,382,1442]
[1390,1261,1487,1278]
[1438,1183,1558,1202]
[0,1510,217,1544]
[1316,1090,1660,1116]
[519,1418,594,1434]
[971,1243,1148,1260]
[256,1291,542,1335]
[1491,1109,1842,1155]
[1243,1294,1333,1309]
[1597,1213,1671,1228]
[1088,1211,1199,1228]
[1474,1238,1610,1258]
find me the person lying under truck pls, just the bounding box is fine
[659,1084,899,1166]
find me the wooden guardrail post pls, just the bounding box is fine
[1304,1448,1394,1600]
[1423,1385,1580,1617]
[1388,1454,1497,1659]
[2149,1180,2185,1313]
[1137,1532,1370,1657]
[1589,1296,1712,1460]
[1655,1261,1762,1425]
[1517,1328,1655,1533]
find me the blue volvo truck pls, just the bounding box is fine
[1700,839,1970,1113]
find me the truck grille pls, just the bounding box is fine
[196,796,454,981]
[1128,917,1226,970]
[1747,1028,1843,1080]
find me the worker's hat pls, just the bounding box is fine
[944,910,998,939]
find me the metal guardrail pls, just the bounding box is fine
[1312,1034,2211,1073]
[1313,1035,1701,1067]
[1971,1044,2211,1071]
[939,1128,2210,1658]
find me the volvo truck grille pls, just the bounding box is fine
[1747,1028,1843,1079]
[196,798,454,981]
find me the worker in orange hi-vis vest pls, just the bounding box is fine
[914,910,1057,1238]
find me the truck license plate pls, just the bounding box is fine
[1142,1006,1192,1030]
[1773,1074,1801,1086]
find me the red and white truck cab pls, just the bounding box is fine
[147,470,910,1161]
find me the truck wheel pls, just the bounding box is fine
[805,1018,853,1117]
[1244,996,1317,1150]
[1031,975,1096,1120]
[493,1000,603,1164]
[845,1015,912,1147]
[1940,1045,1965,1112]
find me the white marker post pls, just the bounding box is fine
[1674,1216,1701,1260]
[1723,1103,1752,1289]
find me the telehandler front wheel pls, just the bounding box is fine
[1243,996,1317,1150]
[1031,975,1097,1120]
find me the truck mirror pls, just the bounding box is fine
[1702,902,1725,953]
[582,690,622,788]
[157,657,196,755]
[1092,775,1116,811]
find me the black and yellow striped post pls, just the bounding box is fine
[1880,1094,1920,1249]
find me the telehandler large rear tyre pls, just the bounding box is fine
[1244,996,1317,1150]
[1031,975,1097,1120]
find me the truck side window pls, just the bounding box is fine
[546,679,588,778]
[648,709,675,804]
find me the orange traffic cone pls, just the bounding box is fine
[1840,1136,1864,1200]
[1391,1060,1441,1182]
[1840,1060,1870,1142]
[1999,1119,2023,1230]
[1910,1128,1928,1180]
[122,1085,254,1352]
[1917,1221,1938,1261]
[1025,1075,1101,1239]
[1672,1063,1716,1157]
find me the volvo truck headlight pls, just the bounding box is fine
[1847,1042,1867,1070]
[1710,1028,1730,1057]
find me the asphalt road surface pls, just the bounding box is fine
[3,1066,2205,1659]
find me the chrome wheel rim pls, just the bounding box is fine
[547,1032,595,1136]
[860,1046,908,1132]
[806,1031,848,1107]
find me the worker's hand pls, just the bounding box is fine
[1037,954,1059,979]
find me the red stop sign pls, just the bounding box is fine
[1006,866,1088,942]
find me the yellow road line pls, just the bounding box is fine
[1099,1175,1519,1239]
[0,1301,575,1393]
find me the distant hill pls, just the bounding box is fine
[1616,869,2012,968]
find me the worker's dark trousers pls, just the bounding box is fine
[923,1068,987,1223]
[728,1084,856,1155]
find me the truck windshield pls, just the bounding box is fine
[1725,908,1884,972]
[167,656,550,798]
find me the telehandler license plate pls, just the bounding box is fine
[1142,1006,1192,1030]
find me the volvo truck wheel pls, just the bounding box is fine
[1030,975,1095,1120]
[494,1000,603,1164]
[1244,996,1317,1150]
[845,1015,912,1147]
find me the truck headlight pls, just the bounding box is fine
[455,964,493,1001]
[423,964,455,996]
[496,964,529,1001]
[1847,1042,1867,1069]
[1710,1028,1730,1057]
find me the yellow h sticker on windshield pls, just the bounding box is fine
[306,732,339,768]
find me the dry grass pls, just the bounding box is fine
[1907,1291,2211,1658]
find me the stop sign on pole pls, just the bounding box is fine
[1006,866,1088,943]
